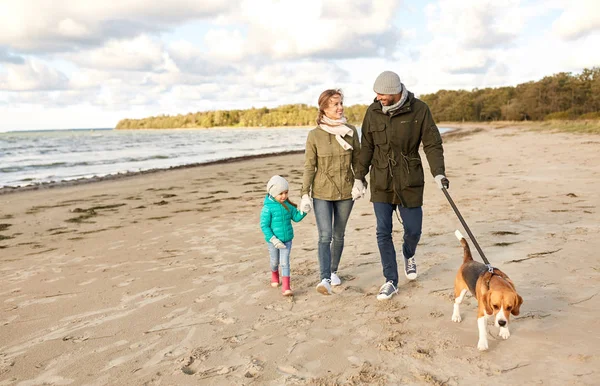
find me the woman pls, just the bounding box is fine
[300,89,364,295]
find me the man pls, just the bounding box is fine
[353,70,449,301]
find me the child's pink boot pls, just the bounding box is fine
[282,276,293,296]
[271,271,280,287]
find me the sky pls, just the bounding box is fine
[0,0,599,131]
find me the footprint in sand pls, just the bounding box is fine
[387,315,408,325]
[214,312,237,325]
[180,346,221,374]
[181,358,237,378]
[344,285,365,294]
[412,348,433,359]
[264,303,286,311]
[377,330,405,351]
[243,358,265,379]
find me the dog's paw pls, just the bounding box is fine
[477,339,489,351]
[451,312,462,323]
[499,327,510,339]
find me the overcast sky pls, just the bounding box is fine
[0,0,599,131]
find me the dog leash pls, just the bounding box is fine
[441,186,493,273]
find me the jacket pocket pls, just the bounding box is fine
[371,156,392,192]
[402,153,424,187]
[370,122,387,145]
[371,166,391,192]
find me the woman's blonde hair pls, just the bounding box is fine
[316,89,343,125]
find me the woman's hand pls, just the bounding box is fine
[352,180,366,201]
[300,194,313,213]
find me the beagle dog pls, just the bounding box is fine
[451,230,523,351]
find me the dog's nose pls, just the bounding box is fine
[498,320,507,327]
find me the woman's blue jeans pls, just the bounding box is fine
[268,240,293,277]
[313,198,354,281]
[373,203,422,287]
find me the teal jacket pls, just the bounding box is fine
[260,195,307,243]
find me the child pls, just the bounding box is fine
[260,175,307,296]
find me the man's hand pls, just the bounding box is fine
[300,194,312,213]
[351,179,366,201]
[434,175,449,189]
[270,236,286,249]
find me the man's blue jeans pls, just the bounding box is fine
[268,240,293,277]
[373,202,422,287]
[313,198,354,281]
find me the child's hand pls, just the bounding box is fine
[270,236,286,249]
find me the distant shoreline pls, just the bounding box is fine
[114,125,315,131]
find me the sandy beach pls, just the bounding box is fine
[1,124,599,385]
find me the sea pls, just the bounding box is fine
[0,127,450,189]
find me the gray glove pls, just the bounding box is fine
[270,236,286,249]
[434,174,450,189]
[300,194,312,213]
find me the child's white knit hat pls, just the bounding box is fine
[267,175,289,197]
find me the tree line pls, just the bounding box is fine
[115,104,369,129]
[115,67,600,129]
[420,67,600,121]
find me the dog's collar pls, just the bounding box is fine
[484,265,498,289]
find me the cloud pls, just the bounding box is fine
[0,60,69,91]
[167,40,239,76]
[0,0,598,131]
[1,1,405,64]
[204,0,404,61]
[446,56,495,75]
[1,57,347,117]
[68,35,174,72]
[417,36,496,77]
[0,0,234,53]
[0,46,25,64]
[553,0,600,40]
[426,0,520,49]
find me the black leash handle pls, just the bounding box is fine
[441,187,490,265]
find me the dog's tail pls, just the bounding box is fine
[455,230,473,263]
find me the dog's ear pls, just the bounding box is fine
[484,292,494,315]
[511,294,523,316]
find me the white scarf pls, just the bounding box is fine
[318,116,353,150]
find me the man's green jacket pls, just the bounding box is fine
[355,92,445,207]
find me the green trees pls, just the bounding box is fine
[115,68,600,129]
[115,104,350,129]
[421,67,600,122]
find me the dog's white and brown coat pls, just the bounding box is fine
[451,230,523,351]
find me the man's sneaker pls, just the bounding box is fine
[404,257,417,280]
[377,281,398,301]
[316,279,332,295]
[330,272,341,286]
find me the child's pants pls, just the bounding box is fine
[268,240,293,276]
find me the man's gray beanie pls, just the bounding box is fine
[267,175,289,197]
[373,71,402,94]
